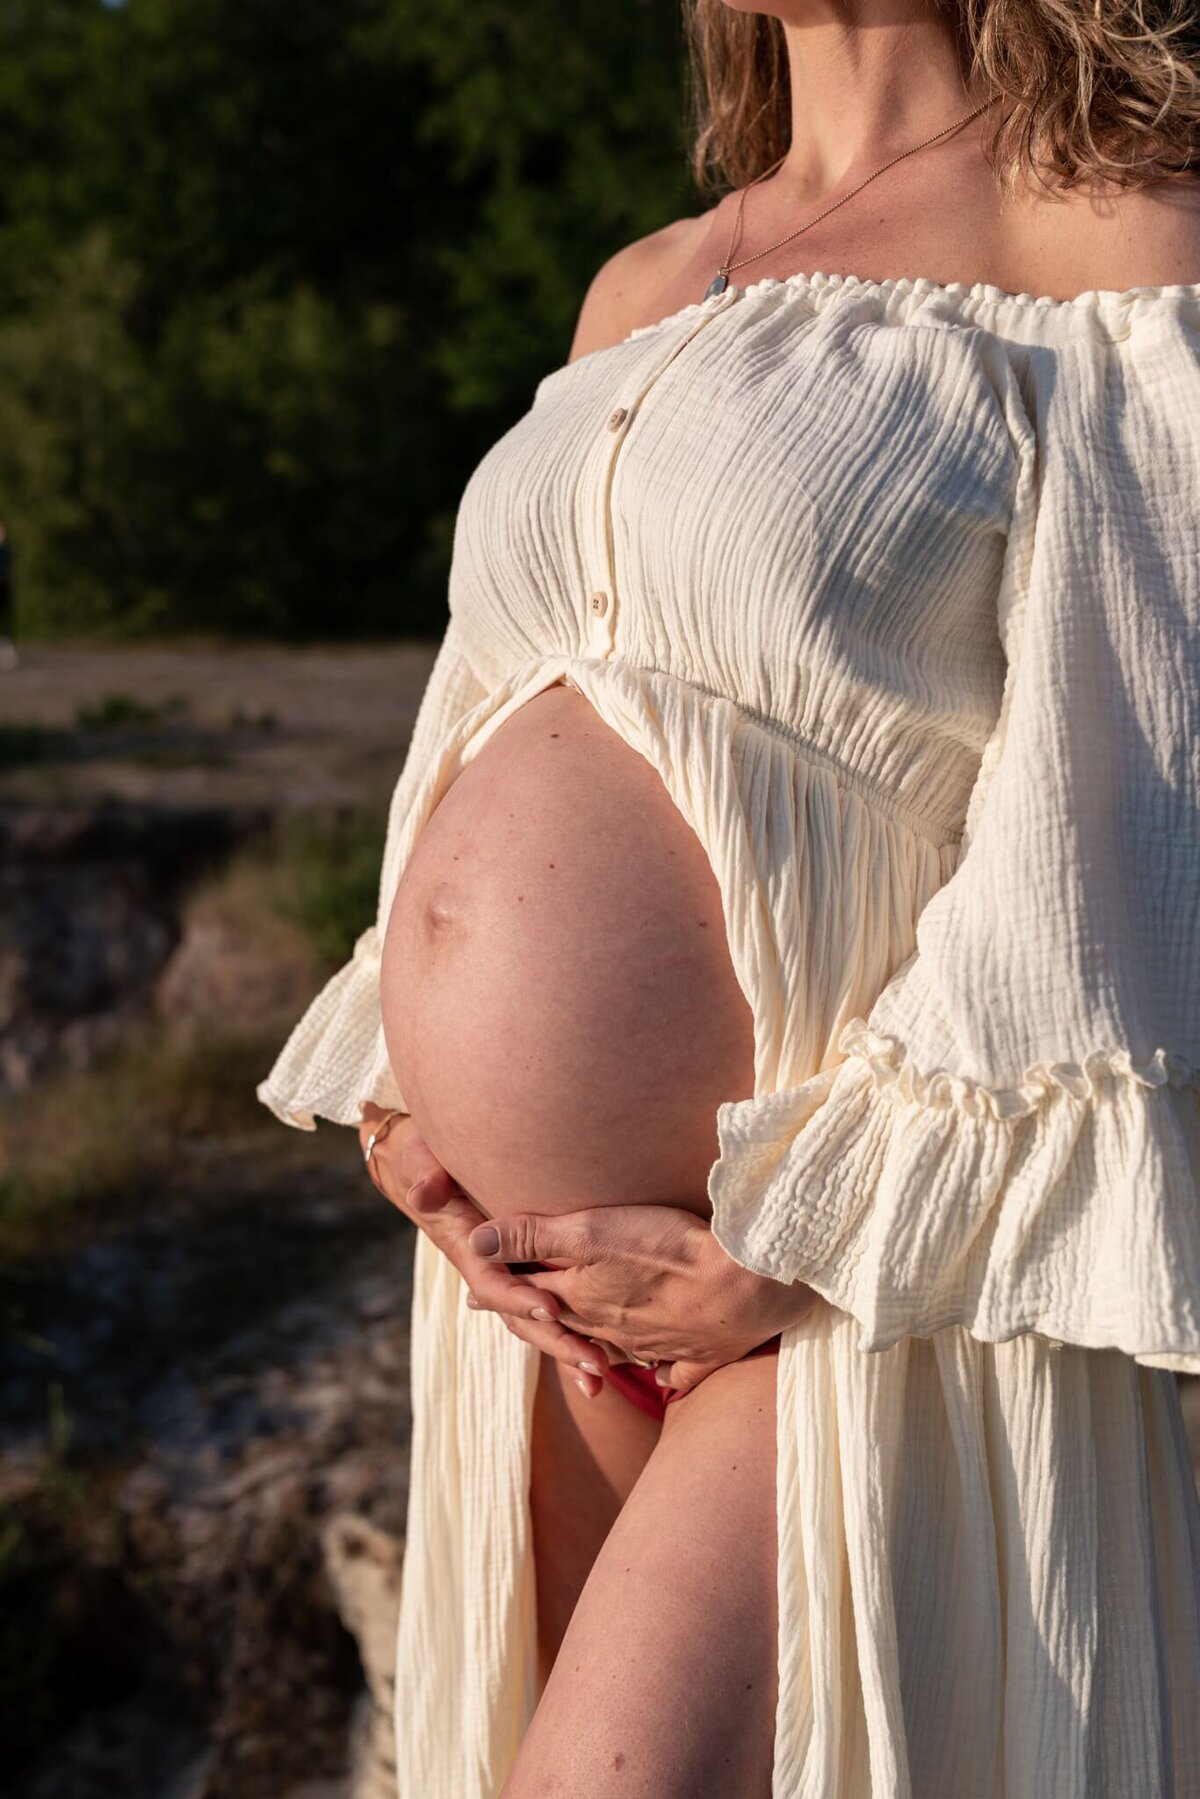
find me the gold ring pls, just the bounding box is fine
[363,1108,406,1167]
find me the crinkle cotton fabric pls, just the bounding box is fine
[257,268,1200,1798]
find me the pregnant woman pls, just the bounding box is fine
[259,0,1200,1793]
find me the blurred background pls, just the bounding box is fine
[0,3,693,1795]
[2,5,1198,1799]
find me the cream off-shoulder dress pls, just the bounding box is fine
[258,269,1200,1799]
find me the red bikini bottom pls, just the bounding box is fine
[602,1335,782,1422]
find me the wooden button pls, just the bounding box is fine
[589,590,609,617]
[607,406,628,430]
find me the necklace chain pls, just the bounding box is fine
[703,96,998,301]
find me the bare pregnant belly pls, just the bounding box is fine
[380,682,757,1221]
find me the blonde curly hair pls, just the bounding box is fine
[683,0,1200,195]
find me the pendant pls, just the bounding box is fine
[704,271,728,299]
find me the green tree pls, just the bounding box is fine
[0,0,695,641]
[0,230,152,636]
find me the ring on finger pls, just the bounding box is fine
[623,1347,660,1369]
[363,1108,406,1167]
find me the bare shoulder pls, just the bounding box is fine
[1108,175,1200,286]
[1015,171,1200,297]
[567,214,707,364]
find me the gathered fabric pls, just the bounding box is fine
[258,268,1200,1797]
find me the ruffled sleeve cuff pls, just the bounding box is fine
[255,923,405,1131]
[708,1017,1200,1372]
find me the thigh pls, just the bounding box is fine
[509,1351,779,1799]
[530,1355,661,1686]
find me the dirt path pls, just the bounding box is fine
[0,641,440,812]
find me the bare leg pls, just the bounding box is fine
[530,1355,661,1687]
[508,1352,778,1799]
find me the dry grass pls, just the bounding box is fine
[0,1025,282,1259]
[0,802,384,1261]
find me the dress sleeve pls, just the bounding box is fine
[255,612,489,1131]
[708,303,1200,1371]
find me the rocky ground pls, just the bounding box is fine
[2,1130,414,1799]
[1,644,435,1798]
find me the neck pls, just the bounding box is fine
[772,0,985,195]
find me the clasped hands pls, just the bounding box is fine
[359,1104,814,1397]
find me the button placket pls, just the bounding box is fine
[582,402,628,651]
[583,290,737,653]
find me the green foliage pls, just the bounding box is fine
[0,229,150,635]
[0,0,694,641]
[273,804,389,969]
[75,690,188,729]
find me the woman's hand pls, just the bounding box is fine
[356,1103,609,1397]
[466,1204,817,1394]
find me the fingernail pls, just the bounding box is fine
[578,1360,604,1376]
[471,1225,500,1258]
[531,1306,553,1321]
[575,1377,594,1397]
[466,1293,480,1309]
[654,1369,670,1386]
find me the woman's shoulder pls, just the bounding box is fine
[564,174,1200,366]
[566,211,715,363]
[1002,169,1200,299]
